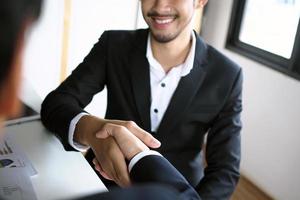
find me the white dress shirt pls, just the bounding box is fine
[147,33,196,132]
[68,32,197,168]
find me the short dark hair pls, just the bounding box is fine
[0,0,43,85]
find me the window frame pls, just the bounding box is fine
[226,0,300,81]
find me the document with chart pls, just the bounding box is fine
[0,135,38,199]
[0,168,37,200]
[0,135,37,176]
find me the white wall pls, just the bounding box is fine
[22,0,140,117]
[68,0,138,117]
[67,0,140,74]
[23,0,64,101]
[67,0,139,117]
[201,1,300,199]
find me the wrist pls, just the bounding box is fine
[74,115,106,146]
[127,146,149,160]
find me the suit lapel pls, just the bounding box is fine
[128,29,152,132]
[157,34,209,136]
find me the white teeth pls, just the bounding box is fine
[154,18,174,24]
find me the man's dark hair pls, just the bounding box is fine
[0,0,43,85]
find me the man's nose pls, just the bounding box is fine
[152,0,172,14]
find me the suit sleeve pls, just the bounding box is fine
[196,69,243,199]
[130,155,201,200]
[41,31,109,151]
[75,185,180,200]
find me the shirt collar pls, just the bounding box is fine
[146,31,196,77]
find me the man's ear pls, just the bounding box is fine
[0,27,25,119]
[195,0,208,9]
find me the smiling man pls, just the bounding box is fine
[41,0,243,199]
[0,0,210,199]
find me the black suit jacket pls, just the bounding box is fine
[76,155,200,200]
[41,29,242,199]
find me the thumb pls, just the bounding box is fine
[129,126,161,148]
[95,129,110,139]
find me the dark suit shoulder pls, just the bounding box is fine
[193,37,242,108]
[104,29,148,39]
[103,29,148,51]
[205,44,241,76]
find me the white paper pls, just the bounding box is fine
[0,168,37,200]
[0,135,37,176]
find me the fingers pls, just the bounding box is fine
[111,152,131,187]
[91,138,131,187]
[99,147,130,187]
[93,157,130,187]
[93,158,113,181]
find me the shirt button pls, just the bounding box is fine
[154,109,158,113]
[161,83,166,87]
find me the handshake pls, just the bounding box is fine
[74,115,161,187]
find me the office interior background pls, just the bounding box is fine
[19,0,300,199]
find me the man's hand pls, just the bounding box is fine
[95,121,151,160]
[74,115,160,187]
[92,121,155,181]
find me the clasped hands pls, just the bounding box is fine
[74,115,161,187]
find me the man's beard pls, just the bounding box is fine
[150,31,181,43]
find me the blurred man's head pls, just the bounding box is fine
[0,0,42,125]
